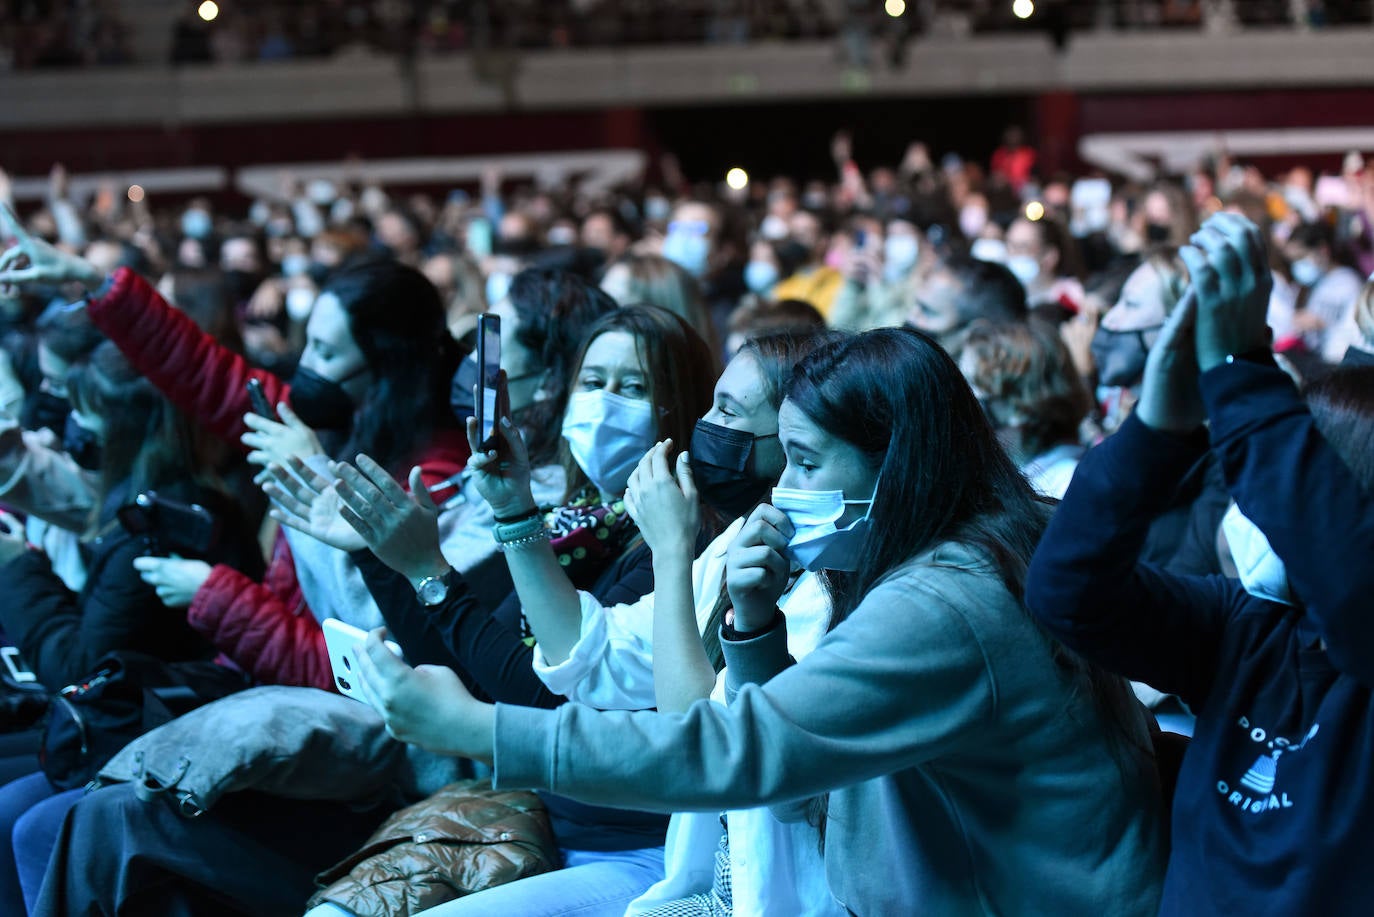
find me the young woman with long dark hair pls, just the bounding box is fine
[352,327,1168,917]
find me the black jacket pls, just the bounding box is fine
[0,481,261,691]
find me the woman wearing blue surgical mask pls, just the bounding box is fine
[286,304,717,917]
[349,327,1168,917]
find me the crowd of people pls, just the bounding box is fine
[0,125,1370,916]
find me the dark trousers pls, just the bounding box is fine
[35,784,389,917]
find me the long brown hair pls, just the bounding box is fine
[559,305,716,501]
[67,342,216,533]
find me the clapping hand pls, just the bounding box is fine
[332,455,449,583]
[261,456,366,553]
[1178,213,1273,373]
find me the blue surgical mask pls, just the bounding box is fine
[180,208,213,241]
[1221,503,1293,606]
[562,390,658,495]
[281,253,311,278]
[883,234,920,282]
[744,261,780,295]
[1006,254,1041,288]
[770,486,875,572]
[1291,257,1322,288]
[663,222,711,278]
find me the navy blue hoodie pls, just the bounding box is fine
[1027,358,1374,916]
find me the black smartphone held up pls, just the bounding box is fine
[118,491,220,557]
[475,312,501,450]
[246,378,276,421]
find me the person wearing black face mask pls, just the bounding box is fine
[687,418,778,520]
[21,389,70,436]
[61,412,101,471]
[1088,250,1188,433]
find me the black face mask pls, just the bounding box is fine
[1090,326,1159,388]
[63,414,102,471]
[688,419,777,519]
[1144,222,1172,245]
[450,353,544,424]
[287,365,358,432]
[23,390,71,435]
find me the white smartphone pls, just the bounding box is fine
[321,618,403,702]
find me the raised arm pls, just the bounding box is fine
[624,441,714,713]
[360,566,1001,813]
[1184,212,1374,686]
[1026,288,1236,707]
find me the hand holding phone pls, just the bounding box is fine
[474,313,501,451]
[322,618,404,702]
[246,378,277,421]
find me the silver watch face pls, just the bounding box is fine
[418,576,448,606]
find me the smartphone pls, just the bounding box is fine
[118,491,220,557]
[246,378,276,420]
[475,312,501,450]
[321,618,404,702]
[853,228,868,249]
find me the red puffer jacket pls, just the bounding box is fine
[86,267,469,689]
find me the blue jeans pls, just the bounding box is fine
[0,772,82,915]
[305,845,666,917]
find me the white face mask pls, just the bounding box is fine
[1290,257,1322,288]
[883,234,920,282]
[1221,503,1293,606]
[1006,254,1041,287]
[970,237,1008,265]
[770,486,875,572]
[562,390,657,495]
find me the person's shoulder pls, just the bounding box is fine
[868,543,1018,615]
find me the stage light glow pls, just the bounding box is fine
[885,0,907,17]
[726,168,749,191]
[1012,0,1035,18]
[127,185,145,203]
[1025,200,1045,221]
[198,1,219,22]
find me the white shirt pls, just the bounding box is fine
[533,518,846,917]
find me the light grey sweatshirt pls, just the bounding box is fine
[495,542,1167,916]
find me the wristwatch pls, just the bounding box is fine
[413,571,451,606]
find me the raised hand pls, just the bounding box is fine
[1179,212,1273,372]
[624,440,699,559]
[1134,289,1205,435]
[261,456,366,553]
[725,503,795,632]
[0,203,103,290]
[241,401,324,469]
[465,371,538,520]
[333,455,449,583]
